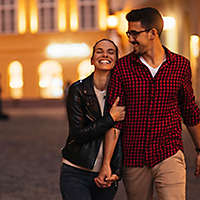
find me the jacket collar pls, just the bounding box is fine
[81,72,103,117]
[81,72,95,96]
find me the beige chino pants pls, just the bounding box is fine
[123,150,186,200]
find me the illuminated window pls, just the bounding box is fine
[38,60,63,98]
[78,0,98,30]
[37,0,57,32]
[78,59,94,80]
[0,0,17,33]
[8,61,23,99]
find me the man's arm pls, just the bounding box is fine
[94,128,120,187]
[187,123,200,176]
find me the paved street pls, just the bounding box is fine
[0,102,200,200]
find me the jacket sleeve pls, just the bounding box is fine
[66,83,115,144]
[179,60,200,127]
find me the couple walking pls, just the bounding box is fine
[60,7,200,200]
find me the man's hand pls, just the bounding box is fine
[94,164,112,188]
[195,154,200,176]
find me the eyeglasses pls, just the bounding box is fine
[126,29,151,38]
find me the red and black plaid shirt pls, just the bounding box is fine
[107,47,200,167]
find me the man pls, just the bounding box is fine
[94,7,200,200]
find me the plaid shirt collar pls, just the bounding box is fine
[130,46,176,65]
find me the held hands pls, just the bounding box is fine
[195,154,200,176]
[110,97,125,122]
[94,164,119,188]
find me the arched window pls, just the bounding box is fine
[8,61,23,99]
[78,59,94,80]
[38,60,63,98]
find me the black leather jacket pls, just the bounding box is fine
[62,73,122,176]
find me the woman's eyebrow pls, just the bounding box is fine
[95,47,103,51]
[95,47,115,51]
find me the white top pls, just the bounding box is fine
[139,56,166,77]
[92,86,106,171]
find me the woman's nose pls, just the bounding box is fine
[102,52,108,57]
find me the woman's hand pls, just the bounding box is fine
[110,97,125,122]
[94,163,119,188]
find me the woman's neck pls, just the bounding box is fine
[93,71,110,91]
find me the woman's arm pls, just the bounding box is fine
[66,84,124,144]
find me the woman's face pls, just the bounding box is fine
[91,40,117,72]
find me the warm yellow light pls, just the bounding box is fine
[70,0,78,31]
[8,61,23,99]
[39,77,50,88]
[10,80,23,89]
[30,0,38,33]
[18,0,26,33]
[163,17,176,30]
[9,62,24,89]
[190,35,200,57]
[98,0,107,30]
[116,12,128,36]
[70,14,78,31]
[46,43,90,58]
[39,61,63,98]
[107,15,118,29]
[11,89,23,99]
[78,59,95,80]
[58,0,67,32]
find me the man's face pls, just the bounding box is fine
[127,21,150,56]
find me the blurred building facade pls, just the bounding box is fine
[0,0,200,101]
[0,0,110,100]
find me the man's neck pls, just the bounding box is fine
[141,42,165,68]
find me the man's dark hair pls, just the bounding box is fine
[126,7,164,36]
[91,39,119,62]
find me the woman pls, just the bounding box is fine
[60,39,125,200]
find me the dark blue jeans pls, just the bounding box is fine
[60,163,118,200]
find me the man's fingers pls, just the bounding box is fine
[105,174,119,182]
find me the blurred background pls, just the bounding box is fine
[0,0,200,103]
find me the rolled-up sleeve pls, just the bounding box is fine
[179,60,200,126]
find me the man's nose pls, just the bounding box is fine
[129,35,136,42]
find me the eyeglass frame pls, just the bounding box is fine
[126,28,151,38]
